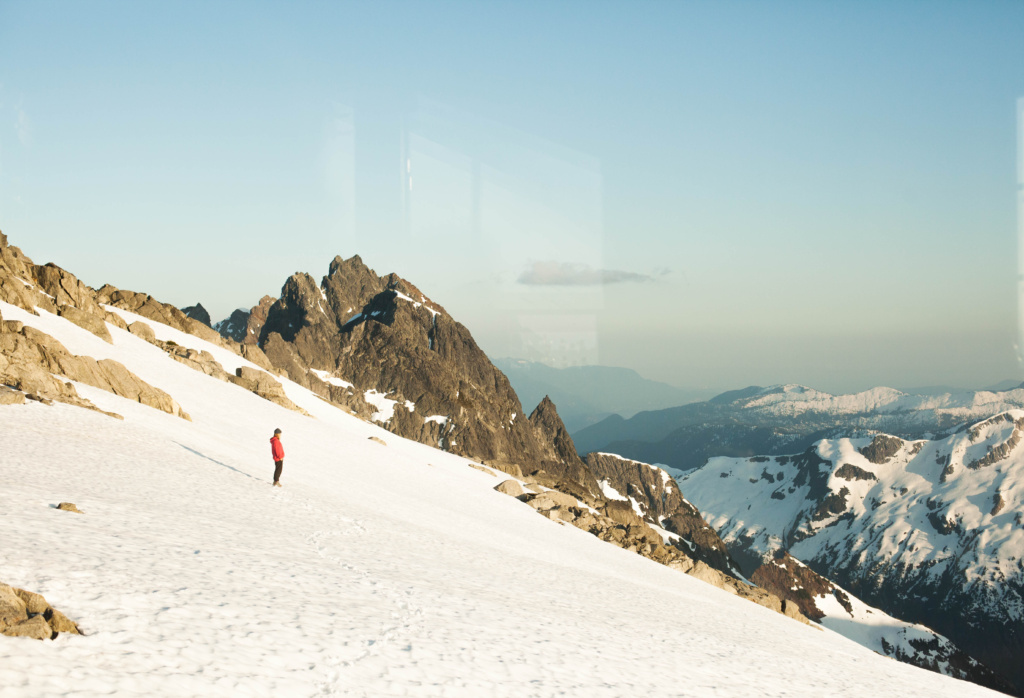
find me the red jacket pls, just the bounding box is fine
[270,436,284,461]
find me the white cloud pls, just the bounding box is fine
[517,260,656,286]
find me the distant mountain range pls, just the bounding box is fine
[573,383,1024,471]
[492,358,715,433]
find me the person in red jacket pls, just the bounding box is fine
[270,428,285,487]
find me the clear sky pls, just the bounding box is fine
[2,0,1023,394]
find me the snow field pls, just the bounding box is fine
[0,303,1004,697]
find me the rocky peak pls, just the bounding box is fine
[225,295,277,345]
[248,253,605,497]
[181,303,211,327]
[527,396,601,498]
[328,253,371,279]
[215,308,251,342]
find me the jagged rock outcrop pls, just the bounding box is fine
[253,254,598,496]
[527,396,601,499]
[181,303,212,327]
[585,452,741,578]
[216,296,275,344]
[0,582,81,640]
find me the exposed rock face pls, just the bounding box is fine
[253,255,593,495]
[751,550,848,621]
[495,479,524,497]
[181,303,212,327]
[216,308,250,342]
[0,234,55,314]
[0,582,80,640]
[216,296,275,345]
[858,435,904,464]
[585,452,740,577]
[527,397,601,498]
[56,304,112,343]
[833,463,877,481]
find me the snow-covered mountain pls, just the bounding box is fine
[679,422,1024,693]
[0,230,1010,696]
[573,382,1024,472]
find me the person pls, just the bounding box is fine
[270,428,285,487]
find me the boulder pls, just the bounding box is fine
[95,359,189,419]
[13,589,48,615]
[165,345,232,382]
[1,614,52,640]
[57,502,83,513]
[183,317,223,345]
[544,506,577,523]
[0,585,28,630]
[494,479,525,497]
[0,386,25,405]
[601,500,645,528]
[128,322,156,343]
[46,608,80,634]
[104,311,128,331]
[528,490,578,511]
[231,367,306,414]
[57,304,113,343]
[368,436,387,446]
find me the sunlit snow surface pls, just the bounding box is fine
[0,301,1002,697]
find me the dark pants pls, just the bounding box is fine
[273,460,283,483]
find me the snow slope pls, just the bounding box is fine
[0,302,1003,697]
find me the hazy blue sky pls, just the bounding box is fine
[2,1,1023,393]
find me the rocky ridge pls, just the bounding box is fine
[0,232,303,419]
[584,451,741,577]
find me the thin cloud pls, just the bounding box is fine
[517,261,656,286]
